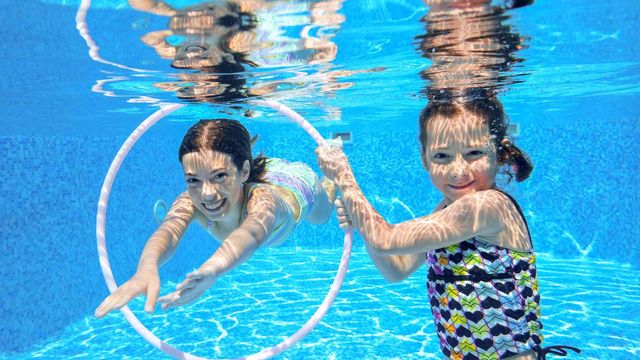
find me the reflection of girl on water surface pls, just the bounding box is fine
[128,0,355,103]
[130,0,343,68]
[96,119,335,316]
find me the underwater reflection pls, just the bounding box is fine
[129,0,375,108]
[417,0,532,100]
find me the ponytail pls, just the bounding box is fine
[500,138,533,182]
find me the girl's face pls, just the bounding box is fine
[422,112,498,204]
[181,150,250,222]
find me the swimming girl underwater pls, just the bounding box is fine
[316,96,580,359]
[96,119,335,317]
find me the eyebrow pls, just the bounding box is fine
[184,168,226,177]
[431,143,487,150]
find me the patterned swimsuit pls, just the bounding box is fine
[427,241,543,359]
[208,158,319,246]
[426,191,543,360]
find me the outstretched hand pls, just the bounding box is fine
[158,268,217,310]
[95,266,160,318]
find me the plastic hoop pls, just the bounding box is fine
[96,101,353,359]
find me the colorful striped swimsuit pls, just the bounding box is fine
[208,158,319,247]
[426,191,543,360]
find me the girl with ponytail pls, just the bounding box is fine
[316,97,579,359]
[96,119,335,317]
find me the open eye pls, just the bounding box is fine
[466,150,486,157]
[213,172,229,182]
[186,177,200,185]
[433,152,450,161]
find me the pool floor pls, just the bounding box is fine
[5,247,639,359]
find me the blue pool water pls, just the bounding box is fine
[1,0,639,359]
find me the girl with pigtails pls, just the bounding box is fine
[317,96,580,359]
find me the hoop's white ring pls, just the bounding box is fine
[96,101,353,360]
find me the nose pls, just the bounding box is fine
[450,158,470,182]
[201,181,217,200]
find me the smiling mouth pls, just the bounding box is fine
[448,180,476,190]
[202,199,226,213]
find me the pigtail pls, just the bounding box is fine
[501,138,533,182]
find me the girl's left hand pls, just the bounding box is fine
[158,268,217,310]
[315,142,352,182]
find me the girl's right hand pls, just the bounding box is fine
[335,198,352,230]
[315,142,351,182]
[94,266,160,318]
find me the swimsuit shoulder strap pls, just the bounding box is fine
[491,188,533,248]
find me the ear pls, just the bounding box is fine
[240,160,251,182]
[421,149,430,172]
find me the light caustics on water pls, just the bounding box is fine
[95,100,353,360]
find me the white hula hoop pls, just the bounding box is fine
[96,100,354,359]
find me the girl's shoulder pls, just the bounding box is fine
[455,189,524,211]
[244,182,282,208]
[473,189,532,252]
[245,181,300,220]
[436,189,530,243]
[435,189,518,214]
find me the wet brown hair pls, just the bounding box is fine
[179,119,268,183]
[419,97,533,182]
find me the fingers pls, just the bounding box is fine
[95,293,131,318]
[186,270,205,280]
[334,198,352,230]
[314,143,343,159]
[338,217,352,230]
[177,271,202,291]
[158,277,199,310]
[95,297,114,318]
[158,291,181,310]
[171,288,200,308]
[158,288,200,310]
[176,279,196,292]
[144,281,160,313]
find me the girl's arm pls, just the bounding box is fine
[364,247,424,282]
[316,146,503,256]
[159,185,292,309]
[138,191,195,268]
[95,192,195,317]
[361,200,446,282]
[335,198,423,282]
[199,185,287,278]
